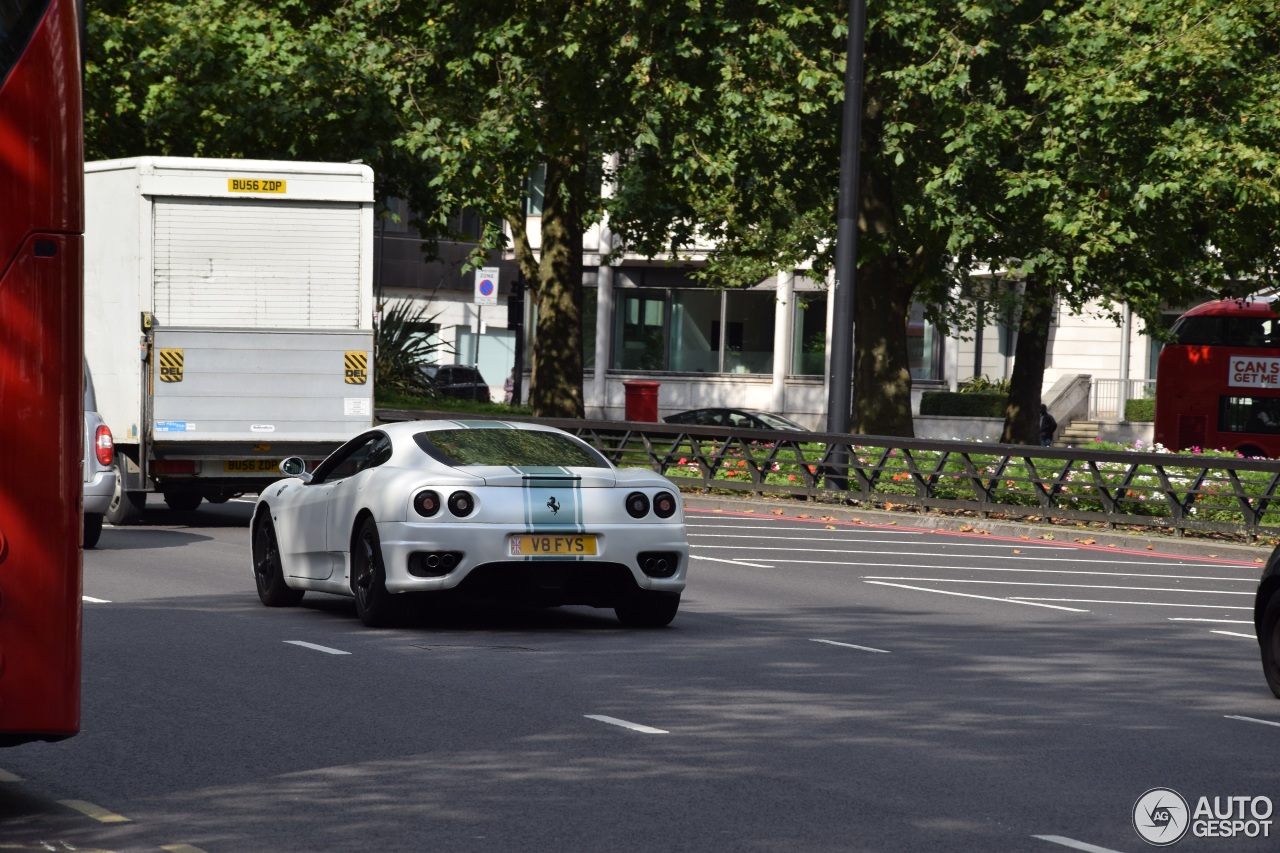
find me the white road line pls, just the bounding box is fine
[687,523,924,537]
[689,554,775,569]
[1033,835,1126,853]
[1211,630,1256,639]
[810,639,891,653]
[1225,715,1280,729]
[864,580,1088,612]
[863,576,1252,596]
[82,596,111,604]
[1169,617,1254,623]
[0,768,21,782]
[688,544,1241,569]
[584,715,668,734]
[689,533,1069,550]
[284,640,351,656]
[1009,598,1250,610]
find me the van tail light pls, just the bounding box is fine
[94,425,114,466]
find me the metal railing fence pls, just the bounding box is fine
[377,408,1280,540]
[1089,378,1157,420]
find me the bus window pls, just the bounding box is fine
[1220,396,1280,435]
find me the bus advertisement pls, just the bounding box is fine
[0,0,85,745]
[1154,298,1280,460]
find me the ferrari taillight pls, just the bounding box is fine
[414,490,441,518]
[94,424,114,466]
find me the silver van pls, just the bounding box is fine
[83,360,117,548]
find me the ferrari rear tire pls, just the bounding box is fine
[614,591,680,628]
[353,517,398,627]
[252,511,304,607]
[1261,594,1280,699]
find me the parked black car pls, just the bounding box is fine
[663,407,810,432]
[423,364,493,402]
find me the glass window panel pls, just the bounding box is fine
[614,291,667,370]
[908,303,942,381]
[525,164,546,216]
[792,293,827,375]
[670,290,720,372]
[582,286,597,369]
[723,291,775,374]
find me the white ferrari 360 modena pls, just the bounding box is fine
[250,419,689,627]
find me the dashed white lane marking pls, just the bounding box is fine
[1225,715,1280,729]
[0,768,21,782]
[690,544,1239,568]
[863,576,1251,596]
[1009,598,1250,610]
[584,715,668,734]
[162,844,212,853]
[1211,630,1256,639]
[864,580,1088,612]
[1169,617,1253,624]
[689,555,774,569]
[82,596,111,604]
[284,640,351,655]
[810,639,890,653]
[1033,835,1126,853]
[687,523,925,537]
[689,530,1067,549]
[59,799,130,823]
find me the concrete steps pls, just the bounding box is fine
[1054,419,1099,447]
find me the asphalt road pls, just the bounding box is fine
[1,498,1277,853]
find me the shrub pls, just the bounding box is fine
[1125,397,1155,422]
[920,390,1006,417]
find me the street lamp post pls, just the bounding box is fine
[825,0,868,487]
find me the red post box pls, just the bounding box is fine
[622,380,661,422]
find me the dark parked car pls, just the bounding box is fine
[423,364,493,403]
[663,407,810,432]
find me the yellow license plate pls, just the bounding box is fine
[223,459,284,473]
[509,534,597,556]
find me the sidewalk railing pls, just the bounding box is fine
[1089,378,1157,420]
[377,408,1280,540]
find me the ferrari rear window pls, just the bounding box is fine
[414,428,608,468]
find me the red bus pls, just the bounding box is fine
[1155,297,1280,458]
[0,0,84,745]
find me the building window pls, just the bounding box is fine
[724,290,775,374]
[792,292,827,376]
[670,290,720,372]
[612,287,775,374]
[615,290,667,370]
[908,303,944,381]
[525,165,546,216]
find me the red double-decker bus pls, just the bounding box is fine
[1154,297,1280,459]
[0,0,84,745]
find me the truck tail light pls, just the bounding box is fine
[94,425,114,466]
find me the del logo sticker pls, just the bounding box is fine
[344,351,368,385]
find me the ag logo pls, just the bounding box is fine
[1134,788,1190,846]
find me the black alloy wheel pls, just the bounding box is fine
[352,516,398,627]
[1261,594,1280,699]
[252,511,304,607]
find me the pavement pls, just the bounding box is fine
[681,493,1274,564]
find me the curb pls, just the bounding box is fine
[682,495,1271,565]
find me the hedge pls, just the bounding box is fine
[919,391,1006,418]
[1125,397,1155,422]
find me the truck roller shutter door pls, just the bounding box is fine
[153,198,362,328]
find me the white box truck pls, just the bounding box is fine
[84,157,376,523]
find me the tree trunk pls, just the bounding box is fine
[851,253,916,437]
[530,143,587,419]
[1000,279,1054,444]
